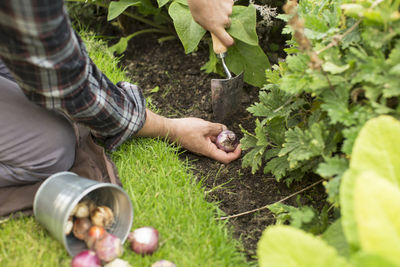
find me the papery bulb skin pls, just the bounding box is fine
[71,250,101,267]
[65,216,74,235]
[151,260,177,267]
[94,233,123,263]
[91,206,114,229]
[216,130,238,152]
[104,258,132,267]
[73,217,92,240]
[85,225,107,249]
[74,199,96,218]
[128,226,159,255]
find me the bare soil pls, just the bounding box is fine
[122,34,327,262]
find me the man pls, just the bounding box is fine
[0,0,240,188]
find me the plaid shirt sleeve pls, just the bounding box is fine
[0,0,146,150]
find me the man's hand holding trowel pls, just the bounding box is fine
[188,0,244,124]
[188,0,235,48]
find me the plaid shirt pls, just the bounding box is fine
[0,0,146,150]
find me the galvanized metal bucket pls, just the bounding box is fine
[33,171,133,257]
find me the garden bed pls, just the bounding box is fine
[122,33,327,261]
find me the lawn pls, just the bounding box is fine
[0,32,249,267]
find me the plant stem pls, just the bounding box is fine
[316,19,362,55]
[218,179,324,220]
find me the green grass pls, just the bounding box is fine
[0,32,249,266]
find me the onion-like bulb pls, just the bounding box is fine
[104,258,132,267]
[71,250,101,267]
[91,206,114,228]
[94,233,123,263]
[151,260,177,267]
[128,226,159,255]
[73,217,92,240]
[216,130,238,152]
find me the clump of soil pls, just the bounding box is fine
[122,34,327,261]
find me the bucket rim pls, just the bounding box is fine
[33,171,78,217]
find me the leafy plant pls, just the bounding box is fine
[267,201,329,234]
[257,115,400,267]
[167,1,270,87]
[241,0,400,206]
[69,0,271,87]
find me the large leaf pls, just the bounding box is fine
[108,0,141,21]
[257,225,349,267]
[157,0,171,8]
[138,0,160,16]
[340,115,400,252]
[225,40,270,88]
[168,2,206,53]
[353,171,400,266]
[340,169,360,251]
[350,115,400,187]
[322,219,350,258]
[351,252,398,267]
[227,5,258,46]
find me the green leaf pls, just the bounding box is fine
[109,36,129,55]
[226,40,270,88]
[322,62,350,74]
[150,86,160,93]
[264,155,290,181]
[172,0,188,5]
[107,0,141,21]
[324,175,341,206]
[247,88,292,121]
[341,125,362,155]
[350,115,400,187]
[354,171,400,265]
[341,115,400,254]
[351,252,398,267]
[316,156,348,178]
[280,72,312,94]
[266,117,288,145]
[254,120,269,147]
[318,154,350,207]
[340,169,360,252]
[279,123,327,168]
[157,0,171,8]
[322,219,350,258]
[257,225,350,267]
[267,203,315,229]
[201,44,219,73]
[138,0,159,16]
[321,86,353,126]
[341,4,364,19]
[168,2,206,53]
[286,54,309,73]
[227,5,258,46]
[240,123,258,150]
[242,146,266,174]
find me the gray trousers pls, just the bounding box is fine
[0,64,76,187]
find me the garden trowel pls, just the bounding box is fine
[211,33,244,124]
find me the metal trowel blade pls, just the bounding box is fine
[211,72,244,124]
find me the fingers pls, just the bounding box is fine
[208,143,242,164]
[207,122,227,137]
[213,27,235,48]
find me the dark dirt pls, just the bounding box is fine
[122,33,327,262]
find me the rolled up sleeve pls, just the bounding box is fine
[0,0,146,150]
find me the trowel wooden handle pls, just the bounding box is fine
[211,33,227,54]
